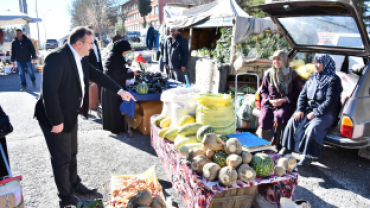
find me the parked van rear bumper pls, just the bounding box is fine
[324,133,370,149]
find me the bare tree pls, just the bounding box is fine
[69,0,118,45]
[174,0,215,6]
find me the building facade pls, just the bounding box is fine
[121,0,173,31]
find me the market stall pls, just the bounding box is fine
[148,90,299,208]
[163,0,279,93]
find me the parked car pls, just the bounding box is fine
[254,0,370,154]
[127,31,141,42]
[45,39,58,50]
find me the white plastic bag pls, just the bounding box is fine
[160,102,172,118]
[233,49,245,71]
[170,94,198,128]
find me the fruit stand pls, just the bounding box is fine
[148,91,299,208]
[151,115,298,208]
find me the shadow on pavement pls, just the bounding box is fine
[298,145,370,203]
[294,186,338,208]
[108,132,157,157]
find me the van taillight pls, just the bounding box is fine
[341,116,353,138]
[255,94,261,109]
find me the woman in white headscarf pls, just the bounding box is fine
[257,50,301,149]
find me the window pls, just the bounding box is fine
[155,6,159,15]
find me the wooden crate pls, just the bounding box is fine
[208,186,257,208]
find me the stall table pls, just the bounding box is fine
[150,115,298,208]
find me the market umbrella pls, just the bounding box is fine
[0,10,41,26]
[134,54,147,71]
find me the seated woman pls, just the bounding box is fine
[280,54,343,167]
[257,50,301,149]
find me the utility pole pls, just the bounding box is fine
[19,0,30,36]
[35,0,40,41]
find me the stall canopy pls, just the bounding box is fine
[0,10,41,26]
[164,0,278,44]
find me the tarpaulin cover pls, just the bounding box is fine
[163,0,279,44]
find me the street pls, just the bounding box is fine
[0,72,370,208]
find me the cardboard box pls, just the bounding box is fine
[136,101,163,135]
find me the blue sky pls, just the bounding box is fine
[1,0,73,42]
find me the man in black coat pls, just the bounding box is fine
[87,26,104,106]
[163,26,189,83]
[11,28,38,91]
[34,26,135,207]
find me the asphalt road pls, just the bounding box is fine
[0,70,370,208]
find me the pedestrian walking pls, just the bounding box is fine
[163,26,189,83]
[159,26,170,75]
[146,22,155,50]
[33,26,135,207]
[11,28,38,91]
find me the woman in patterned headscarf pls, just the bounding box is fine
[257,50,301,150]
[279,54,343,167]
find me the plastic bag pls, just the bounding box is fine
[196,94,236,135]
[234,49,245,71]
[109,166,164,207]
[170,94,198,127]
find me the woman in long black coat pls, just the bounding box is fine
[279,54,343,167]
[101,40,140,134]
[0,105,13,177]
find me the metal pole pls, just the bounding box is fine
[188,27,193,51]
[44,16,47,41]
[35,0,40,41]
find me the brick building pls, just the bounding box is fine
[121,0,173,31]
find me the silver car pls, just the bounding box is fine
[253,0,370,158]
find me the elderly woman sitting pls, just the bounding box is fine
[257,50,301,149]
[279,54,343,167]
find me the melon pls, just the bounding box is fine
[178,123,203,137]
[212,150,228,167]
[196,125,215,142]
[136,83,148,94]
[250,153,274,177]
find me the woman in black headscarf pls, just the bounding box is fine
[101,40,141,134]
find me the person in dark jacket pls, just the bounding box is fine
[11,28,38,91]
[101,40,141,136]
[146,22,155,50]
[159,26,170,74]
[113,31,123,43]
[279,54,343,167]
[163,26,189,83]
[0,105,13,178]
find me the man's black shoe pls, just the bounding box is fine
[74,183,98,195]
[59,195,79,208]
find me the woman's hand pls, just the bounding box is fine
[306,112,315,120]
[269,98,286,107]
[134,71,142,76]
[293,111,304,121]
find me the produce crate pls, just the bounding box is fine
[208,186,257,208]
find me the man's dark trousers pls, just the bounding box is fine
[40,123,81,200]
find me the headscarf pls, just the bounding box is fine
[270,50,294,96]
[112,39,131,55]
[313,54,336,88]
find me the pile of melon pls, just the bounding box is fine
[154,115,298,186]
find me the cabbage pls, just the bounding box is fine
[191,50,198,57]
[204,49,210,56]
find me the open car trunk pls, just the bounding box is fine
[255,0,370,149]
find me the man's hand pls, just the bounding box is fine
[119,90,136,101]
[181,66,186,71]
[306,112,315,120]
[293,111,304,121]
[51,123,64,133]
